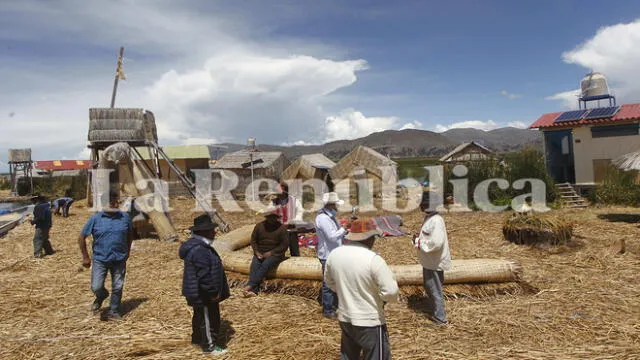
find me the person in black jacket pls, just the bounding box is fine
[179,214,230,355]
[31,194,55,258]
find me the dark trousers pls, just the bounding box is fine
[62,200,74,217]
[245,255,284,293]
[423,268,447,324]
[319,259,338,314]
[191,302,221,349]
[33,228,54,257]
[288,230,300,256]
[339,322,391,360]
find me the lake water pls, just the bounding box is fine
[0,202,29,212]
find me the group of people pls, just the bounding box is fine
[71,186,450,359]
[30,195,75,258]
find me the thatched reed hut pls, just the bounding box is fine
[329,145,398,199]
[439,141,495,164]
[211,150,290,199]
[281,153,337,200]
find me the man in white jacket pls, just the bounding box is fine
[414,191,451,324]
[325,217,399,360]
[315,192,351,319]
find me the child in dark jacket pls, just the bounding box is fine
[179,214,230,355]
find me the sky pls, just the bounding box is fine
[2,0,640,171]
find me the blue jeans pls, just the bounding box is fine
[422,268,447,323]
[246,255,283,293]
[91,259,127,313]
[320,259,338,315]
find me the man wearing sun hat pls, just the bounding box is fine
[325,217,399,360]
[242,205,289,296]
[179,214,230,355]
[315,192,351,319]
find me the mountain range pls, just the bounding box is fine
[212,127,542,160]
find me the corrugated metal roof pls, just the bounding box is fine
[33,160,93,171]
[439,141,494,162]
[530,103,640,129]
[211,150,285,169]
[135,145,211,160]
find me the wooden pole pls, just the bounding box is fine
[110,47,124,108]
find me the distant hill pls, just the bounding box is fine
[211,127,542,161]
[442,127,542,153]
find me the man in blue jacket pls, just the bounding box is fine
[78,191,133,320]
[31,194,55,258]
[179,214,230,355]
[51,197,74,217]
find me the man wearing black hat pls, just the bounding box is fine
[31,194,55,258]
[413,192,451,325]
[179,214,230,355]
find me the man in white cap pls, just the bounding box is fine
[325,217,399,360]
[315,192,351,319]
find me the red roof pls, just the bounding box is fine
[529,103,640,129]
[33,160,94,171]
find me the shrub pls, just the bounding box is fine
[595,166,640,206]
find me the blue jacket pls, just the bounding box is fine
[31,202,52,229]
[179,236,230,306]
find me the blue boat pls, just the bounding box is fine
[0,205,34,237]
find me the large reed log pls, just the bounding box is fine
[214,225,522,285]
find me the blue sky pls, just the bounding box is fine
[2,0,640,171]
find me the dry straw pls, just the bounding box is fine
[0,190,638,359]
[503,212,574,245]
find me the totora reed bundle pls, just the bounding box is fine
[503,212,574,245]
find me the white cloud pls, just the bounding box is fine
[434,120,499,132]
[507,121,528,129]
[281,140,315,146]
[324,109,403,143]
[144,53,368,144]
[0,0,389,170]
[544,89,581,108]
[183,138,219,146]
[549,19,640,105]
[500,90,522,100]
[399,121,423,130]
[77,148,91,160]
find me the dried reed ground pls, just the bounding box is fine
[0,195,638,359]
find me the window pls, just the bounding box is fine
[591,123,639,138]
[561,136,569,155]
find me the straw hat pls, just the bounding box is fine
[322,192,344,206]
[345,217,381,241]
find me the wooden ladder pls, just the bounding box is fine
[555,183,587,208]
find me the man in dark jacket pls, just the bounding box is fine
[31,195,55,258]
[242,206,289,296]
[179,214,230,355]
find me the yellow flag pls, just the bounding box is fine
[116,57,126,80]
